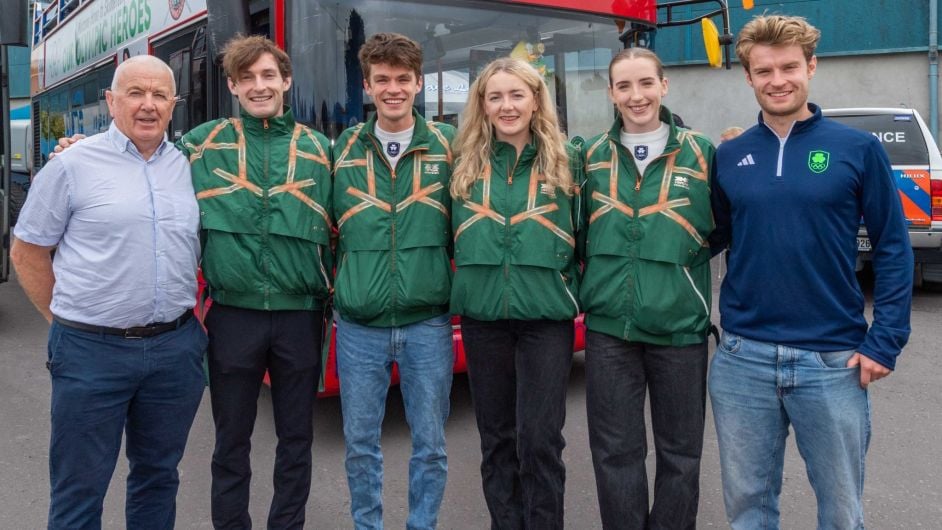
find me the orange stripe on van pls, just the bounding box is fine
[899,190,931,226]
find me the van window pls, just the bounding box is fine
[827,114,929,165]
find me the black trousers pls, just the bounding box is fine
[205,303,323,530]
[585,331,708,530]
[460,317,574,530]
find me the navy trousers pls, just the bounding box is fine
[46,317,206,530]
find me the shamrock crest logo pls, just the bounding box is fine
[808,150,830,173]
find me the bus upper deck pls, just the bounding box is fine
[27,0,737,169]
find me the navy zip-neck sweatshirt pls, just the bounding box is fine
[710,104,912,369]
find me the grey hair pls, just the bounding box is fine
[110,55,177,95]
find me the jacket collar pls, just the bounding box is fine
[362,108,430,151]
[493,137,538,166]
[606,105,682,153]
[240,106,296,134]
[757,102,822,137]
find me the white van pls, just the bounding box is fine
[823,108,942,286]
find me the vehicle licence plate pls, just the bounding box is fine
[857,237,872,252]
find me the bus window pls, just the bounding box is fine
[169,49,192,140]
[190,26,209,127]
[285,0,624,141]
[154,24,211,140]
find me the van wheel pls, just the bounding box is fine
[9,180,27,227]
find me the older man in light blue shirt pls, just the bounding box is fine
[11,55,206,530]
[16,119,199,326]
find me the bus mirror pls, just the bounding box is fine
[701,18,722,68]
[742,0,755,9]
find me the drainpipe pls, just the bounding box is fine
[930,0,939,146]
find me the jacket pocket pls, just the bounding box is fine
[397,245,452,309]
[579,254,628,317]
[633,259,711,336]
[334,250,390,322]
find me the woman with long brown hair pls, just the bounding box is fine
[581,48,716,529]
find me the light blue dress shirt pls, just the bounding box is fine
[14,121,199,327]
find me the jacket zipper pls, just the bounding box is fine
[503,150,520,318]
[367,134,428,325]
[621,141,678,337]
[262,120,272,309]
[763,121,796,178]
[683,266,710,315]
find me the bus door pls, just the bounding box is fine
[154,24,212,141]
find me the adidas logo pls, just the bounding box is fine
[737,154,756,166]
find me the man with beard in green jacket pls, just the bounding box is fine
[331,33,455,529]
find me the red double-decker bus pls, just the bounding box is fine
[29,0,737,396]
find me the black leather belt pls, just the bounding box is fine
[54,309,194,339]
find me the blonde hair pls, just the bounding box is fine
[451,58,572,199]
[736,15,820,72]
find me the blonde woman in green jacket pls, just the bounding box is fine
[581,48,715,530]
[450,57,583,530]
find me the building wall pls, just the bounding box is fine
[8,46,30,99]
[658,0,934,65]
[665,52,931,144]
[649,0,941,143]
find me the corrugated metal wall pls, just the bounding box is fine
[7,46,31,99]
[658,0,933,65]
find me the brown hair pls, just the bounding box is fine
[608,47,665,85]
[735,15,820,72]
[358,33,423,82]
[221,34,292,81]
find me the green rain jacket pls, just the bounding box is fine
[580,107,715,345]
[451,140,583,321]
[179,108,333,311]
[332,110,456,327]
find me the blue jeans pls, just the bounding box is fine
[459,317,574,530]
[585,331,707,530]
[46,317,206,530]
[709,331,870,530]
[335,312,453,530]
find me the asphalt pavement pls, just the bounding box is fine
[1,266,940,528]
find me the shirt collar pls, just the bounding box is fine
[107,120,170,158]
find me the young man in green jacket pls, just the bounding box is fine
[180,36,333,529]
[332,33,455,529]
